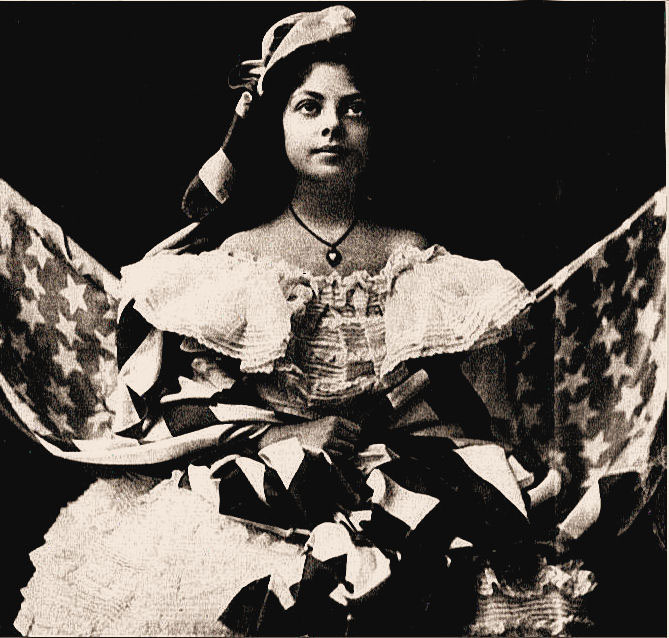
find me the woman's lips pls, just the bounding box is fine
[312,146,348,155]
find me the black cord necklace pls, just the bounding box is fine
[288,203,357,267]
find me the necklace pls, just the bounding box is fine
[288,203,357,267]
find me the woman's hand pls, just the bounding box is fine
[295,416,361,459]
[259,416,361,460]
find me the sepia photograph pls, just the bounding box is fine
[0,2,665,636]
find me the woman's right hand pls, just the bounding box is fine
[259,416,361,460]
[295,416,361,459]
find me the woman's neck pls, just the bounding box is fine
[289,178,357,230]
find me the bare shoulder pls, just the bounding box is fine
[218,230,254,253]
[218,220,280,254]
[386,228,431,251]
[362,222,430,253]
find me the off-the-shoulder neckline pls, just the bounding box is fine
[215,243,448,287]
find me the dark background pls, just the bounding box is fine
[0,2,665,635]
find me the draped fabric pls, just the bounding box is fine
[1,179,666,636]
[0,180,119,450]
[501,190,666,544]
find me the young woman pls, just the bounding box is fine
[15,7,586,636]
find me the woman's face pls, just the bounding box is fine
[282,62,370,183]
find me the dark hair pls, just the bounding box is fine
[230,33,383,229]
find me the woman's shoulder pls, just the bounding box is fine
[385,227,431,252]
[218,229,261,253]
[218,217,289,256]
[360,221,431,255]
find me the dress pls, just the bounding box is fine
[14,243,594,636]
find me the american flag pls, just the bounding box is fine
[2,179,665,635]
[501,189,666,540]
[0,179,665,534]
[0,179,119,448]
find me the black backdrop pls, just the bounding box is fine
[1,2,665,288]
[0,3,666,635]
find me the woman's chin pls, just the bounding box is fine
[303,164,361,184]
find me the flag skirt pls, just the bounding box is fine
[15,436,596,637]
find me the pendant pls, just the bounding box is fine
[326,247,342,267]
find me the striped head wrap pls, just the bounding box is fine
[229,5,357,95]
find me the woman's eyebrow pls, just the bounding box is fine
[293,90,324,100]
[292,90,364,101]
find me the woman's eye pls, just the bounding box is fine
[296,100,320,116]
[346,102,366,117]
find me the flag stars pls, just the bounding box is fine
[22,262,46,299]
[593,281,615,317]
[569,394,599,429]
[604,349,635,388]
[589,250,609,283]
[618,381,644,422]
[557,332,578,362]
[628,277,646,302]
[24,238,50,270]
[625,228,643,257]
[86,410,113,438]
[54,340,81,379]
[46,405,74,435]
[45,375,75,410]
[61,273,88,316]
[621,268,637,297]
[515,373,534,396]
[567,364,589,392]
[55,311,79,344]
[16,295,42,330]
[95,328,116,355]
[556,296,576,328]
[599,317,622,353]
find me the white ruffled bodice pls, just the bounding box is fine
[121,244,533,413]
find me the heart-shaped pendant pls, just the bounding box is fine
[326,248,342,267]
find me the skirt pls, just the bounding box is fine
[14,471,303,636]
[15,468,597,636]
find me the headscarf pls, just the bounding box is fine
[228,5,357,95]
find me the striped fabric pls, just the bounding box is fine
[213,432,596,636]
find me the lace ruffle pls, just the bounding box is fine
[121,252,293,373]
[121,244,533,383]
[15,473,303,636]
[469,559,596,636]
[381,251,534,376]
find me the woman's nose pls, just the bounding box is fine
[320,107,342,137]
